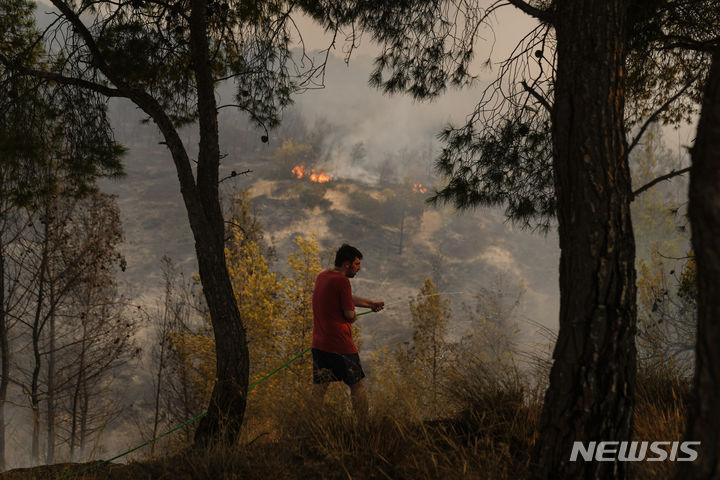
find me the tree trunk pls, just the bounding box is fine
[140,87,250,447]
[46,270,56,464]
[31,209,51,465]
[187,0,249,445]
[39,0,251,445]
[31,322,41,465]
[531,2,637,479]
[69,319,87,460]
[678,46,720,480]
[79,375,88,458]
[151,306,169,457]
[0,239,8,471]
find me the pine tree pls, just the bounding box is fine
[399,278,451,408]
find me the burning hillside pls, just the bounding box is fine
[291,165,333,183]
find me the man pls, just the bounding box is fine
[311,244,384,416]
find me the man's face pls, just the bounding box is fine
[345,258,362,278]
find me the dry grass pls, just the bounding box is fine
[630,365,692,480]
[1,359,692,480]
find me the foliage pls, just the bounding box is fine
[433,117,555,231]
[58,193,140,460]
[270,235,323,404]
[630,127,687,261]
[4,0,327,130]
[625,0,719,127]
[299,0,719,231]
[0,0,124,206]
[0,0,350,445]
[301,0,494,99]
[636,246,696,375]
[630,126,694,376]
[631,364,692,480]
[168,195,327,420]
[148,256,206,452]
[1,4,128,461]
[4,187,138,463]
[463,273,525,363]
[168,327,217,413]
[396,278,452,408]
[227,217,283,386]
[4,357,695,479]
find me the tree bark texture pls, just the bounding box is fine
[679,46,720,480]
[530,1,637,479]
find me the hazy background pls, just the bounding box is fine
[4,2,692,469]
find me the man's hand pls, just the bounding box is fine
[353,295,385,312]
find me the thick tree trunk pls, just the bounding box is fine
[678,47,720,480]
[530,2,637,479]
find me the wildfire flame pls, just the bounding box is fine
[291,165,332,183]
[310,172,332,183]
[291,165,306,179]
[413,183,428,194]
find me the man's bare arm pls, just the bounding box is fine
[352,296,385,312]
[343,309,358,323]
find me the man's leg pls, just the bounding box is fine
[349,379,368,418]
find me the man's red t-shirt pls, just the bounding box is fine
[311,269,356,354]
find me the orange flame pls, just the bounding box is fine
[310,172,332,183]
[291,165,306,179]
[291,165,333,183]
[413,183,428,194]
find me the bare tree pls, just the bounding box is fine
[56,193,138,462]
[0,164,35,471]
[7,190,131,464]
[148,256,203,454]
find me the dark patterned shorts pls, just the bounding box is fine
[312,348,365,386]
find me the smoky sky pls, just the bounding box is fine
[289,53,487,181]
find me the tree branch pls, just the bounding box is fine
[0,54,125,98]
[218,169,252,184]
[627,72,702,155]
[660,36,720,53]
[505,0,553,23]
[14,2,203,230]
[632,167,691,200]
[48,0,120,85]
[521,80,552,114]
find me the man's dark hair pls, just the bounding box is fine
[334,244,363,267]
